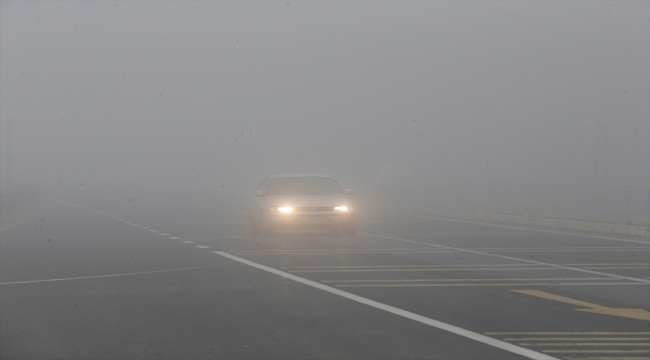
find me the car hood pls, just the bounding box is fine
[265,195,350,207]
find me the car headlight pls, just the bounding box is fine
[334,205,349,212]
[277,206,293,213]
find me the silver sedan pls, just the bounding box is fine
[248,174,357,236]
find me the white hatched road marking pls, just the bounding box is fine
[360,232,650,284]
[214,251,559,360]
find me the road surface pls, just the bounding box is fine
[1,189,648,359]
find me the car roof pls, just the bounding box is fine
[268,174,334,179]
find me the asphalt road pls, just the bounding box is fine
[1,189,649,360]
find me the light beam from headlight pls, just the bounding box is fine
[277,206,293,213]
[334,206,348,212]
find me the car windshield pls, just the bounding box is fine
[266,177,343,196]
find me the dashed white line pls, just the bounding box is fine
[195,245,210,249]
[182,241,194,244]
[149,230,159,233]
[159,233,170,236]
[214,251,558,360]
[169,237,181,240]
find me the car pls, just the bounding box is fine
[248,174,357,236]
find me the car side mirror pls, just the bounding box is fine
[345,189,355,195]
[253,190,263,197]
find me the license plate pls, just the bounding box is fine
[301,218,327,224]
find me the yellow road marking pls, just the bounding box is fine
[232,249,647,256]
[231,250,455,255]
[564,358,650,360]
[286,264,647,271]
[564,263,650,266]
[390,231,534,236]
[564,357,650,360]
[283,264,532,269]
[231,248,425,253]
[290,267,559,273]
[229,247,648,255]
[335,282,641,287]
[323,277,615,283]
[519,343,649,346]
[583,267,650,270]
[478,249,647,253]
[503,338,650,341]
[471,247,648,250]
[544,350,650,354]
[486,332,650,335]
[513,290,650,321]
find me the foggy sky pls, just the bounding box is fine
[1,1,648,194]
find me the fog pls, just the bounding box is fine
[1,1,648,219]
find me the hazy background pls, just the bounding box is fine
[1,1,648,219]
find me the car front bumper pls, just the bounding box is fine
[265,212,355,228]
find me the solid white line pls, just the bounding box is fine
[360,232,650,284]
[214,251,559,360]
[371,210,650,245]
[0,263,229,285]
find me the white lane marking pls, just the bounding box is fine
[195,245,210,249]
[141,227,149,229]
[214,251,559,360]
[133,224,141,226]
[0,205,59,232]
[169,237,181,240]
[0,263,229,285]
[371,210,650,245]
[360,232,650,284]
[182,241,194,243]
[149,229,159,233]
[159,233,170,236]
[126,222,133,224]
